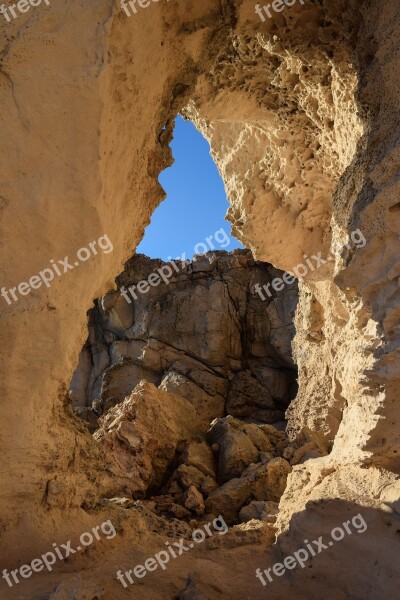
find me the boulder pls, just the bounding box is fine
[200,476,219,497]
[94,382,200,495]
[239,500,279,523]
[205,477,253,523]
[182,441,216,478]
[218,430,260,483]
[172,465,207,490]
[70,251,297,431]
[250,365,291,403]
[184,485,205,515]
[243,457,292,502]
[160,370,224,426]
[207,416,274,454]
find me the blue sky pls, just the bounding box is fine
[136,115,243,260]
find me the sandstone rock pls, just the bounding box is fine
[70,252,297,425]
[260,452,274,464]
[206,417,234,445]
[205,519,275,550]
[99,290,134,333]
[290,441,322,465]
[178,573,208,600]
[246,458,292,503]
[259,424,290,450]
[250,365,291,403]
[172,465,207,491]
[72,407,99,433]
[99,361,160,409]
[226,370,275,419]
[184,485,205,516]
[3,2,400,599]
[241,423,274,453]
[153,496,192,520]
[239,500,279,524]
[218,430,260,483]
[205,477,253,523]
[49,578,105,599]
[182,441,216,478]
[94,382,200,495]
[167,480,184,498]
[207,416,275,455]
[160,370,224,426]
[200,476,219,497]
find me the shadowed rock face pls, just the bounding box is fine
[70,249,298,429]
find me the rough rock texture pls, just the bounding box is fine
[91,378,294,525]
[93,381,202,496]
[1,1,400,599]
[70,250,298,428]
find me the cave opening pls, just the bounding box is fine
[68,113,301,524]
[3,2,398,598]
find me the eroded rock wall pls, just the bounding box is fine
[70,250,297,428]
[0,0,399,598]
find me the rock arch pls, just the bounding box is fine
[0,0,399,596]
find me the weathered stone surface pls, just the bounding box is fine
[181,441,216,479]
[172,465,207,491]
[218,430,259,483]
[200,476,219,498]
[207,416,274,454]
[71,251,297,428]
[2,2,399,598]
[159,370,225,426]
[242,458,292,503]
[205,477,253,523]
[239,501,279,524]
[226,370,275,419]
[184,485,205,516]
[94,382,200,495]
[205,520,276,550]
[178,573,208,600]
[49,578,105,600]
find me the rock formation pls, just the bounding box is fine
[70,250,298,429]
[1,0,399,599]
[68,250,304,527]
